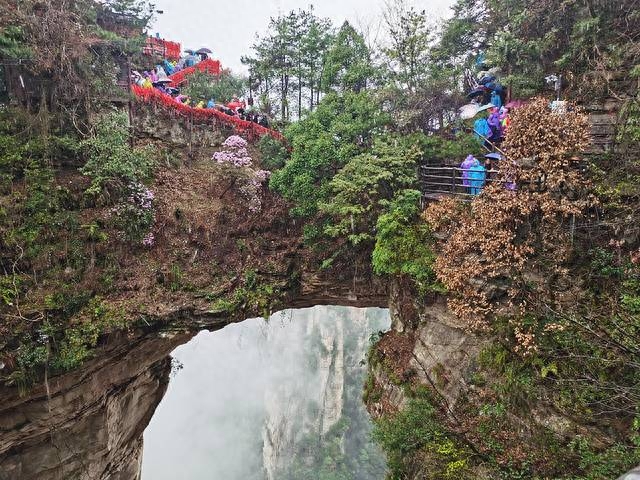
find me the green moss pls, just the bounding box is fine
[6,298,128,391]
[210,270,281,319]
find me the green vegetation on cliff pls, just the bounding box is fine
[1,0,639,478]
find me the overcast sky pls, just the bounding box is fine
[150,0,457,73]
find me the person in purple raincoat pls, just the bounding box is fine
[487,110,503,143]
[460,154,477,192]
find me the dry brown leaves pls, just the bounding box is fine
[424,98,593,338]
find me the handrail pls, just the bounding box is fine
[419,164,507,202]
[132,85,285,143]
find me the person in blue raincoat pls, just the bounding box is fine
[184,52,199,67]
[473,116,491,145]
[162,60,175,75]
[468,158,486,195]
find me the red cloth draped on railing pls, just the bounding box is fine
[143,37,181,60]
[168,59,222,87]
[131,85,285,143]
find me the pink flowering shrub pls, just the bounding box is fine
[213,135,253,167]
[213,136,271,213]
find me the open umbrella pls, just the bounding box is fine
[484,152,504,161]
[477,103,495,113]
[184,49,195,54]
[459,103,480,120]
[196,47,213,54]
[467,87,486,99]
[155,69,172,83]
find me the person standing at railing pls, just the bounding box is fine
[162,60,175,75]
[184,52,199,68]
[468,158,486,195]
[460,155,477,192]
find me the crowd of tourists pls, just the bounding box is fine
[132,48,271,128]
[456,54,517,196]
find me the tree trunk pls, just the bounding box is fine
[298,59,302,119]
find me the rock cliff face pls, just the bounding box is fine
[261,307,388,480]
[367,287,485,421]
[0,276,387,480]
[366,274,640,479]
[133,102,228,162]
[0,330,192,480]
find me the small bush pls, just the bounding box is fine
[80,111,153,198]
[372,189,440,292]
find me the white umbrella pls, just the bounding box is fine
[459,103,479,119]
[477,103,496,113]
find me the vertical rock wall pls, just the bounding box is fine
[261,307,388,480]
[0,331,192,480]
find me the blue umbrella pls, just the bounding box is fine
[467,87,486,98]
[484,152,504,161]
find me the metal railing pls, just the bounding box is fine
[419,165,503,201]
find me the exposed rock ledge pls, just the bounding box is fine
[0,272,387,480]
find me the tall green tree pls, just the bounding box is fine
[321,21,374,93]
[242,8,333,121]
[300,11,333,111]
[433,0,640,98]
[183,71,247,104]
[269,91,388,221]
[382,1,433,93]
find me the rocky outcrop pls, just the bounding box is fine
[0,330,192,480]
[261,308,347,480]
[261,307,388,480]
[133,102,228,162]
[0,274,388,480]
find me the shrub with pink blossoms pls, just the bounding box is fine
[111,182,156,246]
[213,136,271,213]
[213,135,253,167]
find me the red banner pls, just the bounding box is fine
[132,84,284,143]
[143,37,181,60]
[168,59,222,87]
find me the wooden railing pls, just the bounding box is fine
[131,85,285,143]
[142,37,181,61]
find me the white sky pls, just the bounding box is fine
[150,0,456,73]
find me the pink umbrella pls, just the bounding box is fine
[506,100,526,109]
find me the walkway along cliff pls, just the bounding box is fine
[1,1,639,479]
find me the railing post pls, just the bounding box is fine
[451,166,456,193]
